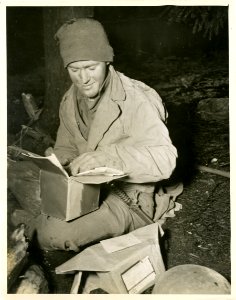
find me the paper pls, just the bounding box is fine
[74,167,126,184]
[100,233,141,253]
[72,173,127,185]
[10,147,127,184]
[22,151,62,169]
[21,151,68,177]
[76,167,125,177]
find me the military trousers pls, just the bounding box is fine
[35,193,147,252]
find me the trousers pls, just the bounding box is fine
[8,160,182,252]
[35,193,147,252]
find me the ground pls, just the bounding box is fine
[7,51,230,293]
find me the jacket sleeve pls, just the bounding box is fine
[98,100,177,183]
[53,102,79,163]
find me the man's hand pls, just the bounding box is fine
[69,151,108,176]
[44,147,54,157]
[44,147,73,166]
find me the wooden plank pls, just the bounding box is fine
[70,272,82,294]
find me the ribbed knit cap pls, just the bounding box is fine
[55,18,114,67]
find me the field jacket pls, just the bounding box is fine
[54,65,177,187]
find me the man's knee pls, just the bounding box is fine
[36,215,58,250]
[36,215,80,252]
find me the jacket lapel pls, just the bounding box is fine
[87,66,126,151]
[87,99,121,151]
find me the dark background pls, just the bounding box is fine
[7,6,228,138]
[7,6,228,75]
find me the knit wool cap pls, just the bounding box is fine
[55,18,114,67]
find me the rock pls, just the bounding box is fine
[7,159,41,216]
[8,224,28,275]
[16,265,49,294]
[196,98,229,121]
[7,224,29,291]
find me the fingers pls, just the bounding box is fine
[76,154,95,171]
[70,158,81,175]
[70,154,93,175]
[60,157,71,166]
[44,147,70,166]
[44,147,54,156]
[69,152,106,175]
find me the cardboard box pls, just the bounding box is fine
[39,169,100,221]
[9,147,126,222]
[56,223,165,294]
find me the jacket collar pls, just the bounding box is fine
[109,65,126,102]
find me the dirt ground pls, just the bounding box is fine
[7,52,230,293]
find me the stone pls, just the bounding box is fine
[196,98,229,121]
[16,265,49,294]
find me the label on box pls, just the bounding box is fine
[121,256,156,293]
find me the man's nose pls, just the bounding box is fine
[80,69,90,84]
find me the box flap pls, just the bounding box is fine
[8,146,69,177]
[56,240,157,274]
[55,223,161,274]
[8,147,127,183]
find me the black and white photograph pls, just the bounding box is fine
[3,2,234,296]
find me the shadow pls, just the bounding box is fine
[159,228,172,269]
[29,236,75,293]
[165,102,198,186]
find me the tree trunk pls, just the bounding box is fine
[40,7,94,139]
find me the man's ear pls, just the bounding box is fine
[106,62,110,66]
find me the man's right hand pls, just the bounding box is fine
[44,147,54,156]
[44,147,72,166]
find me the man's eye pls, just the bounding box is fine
[88,66,96,71]
[71,68,78,72]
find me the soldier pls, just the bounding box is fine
[11,18,181,252]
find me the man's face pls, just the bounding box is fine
[67,61,108,99]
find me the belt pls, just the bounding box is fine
[109,182,154,225]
